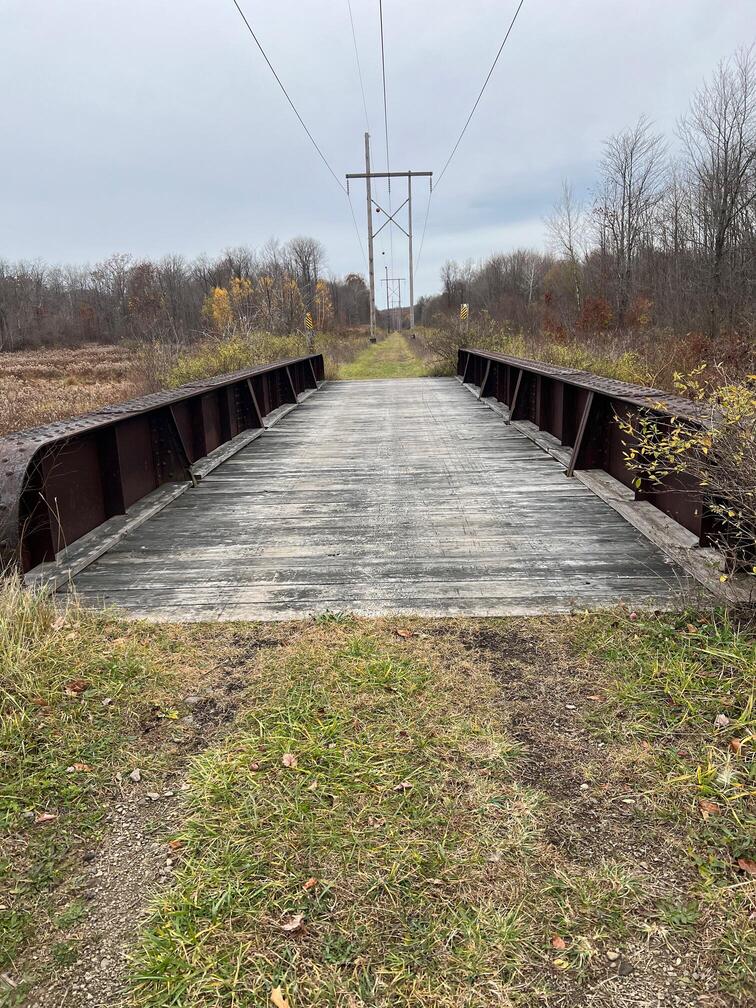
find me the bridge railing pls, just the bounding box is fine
[0,353,324,573]
[458,347,716,545]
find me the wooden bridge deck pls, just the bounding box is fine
[69,378,688,620]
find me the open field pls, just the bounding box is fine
[0,345,147,436]
[1,576,753,1007]
[0,331,428,437]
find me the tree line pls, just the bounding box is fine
[0,237,370,350]
[420,47,756,351]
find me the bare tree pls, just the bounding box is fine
[546,181,586,312]
[594,116,667,325]
[679,46,756,337]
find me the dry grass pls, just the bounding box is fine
[0,345,147,435]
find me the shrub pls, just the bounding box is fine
[166,328,308,388]
[618,366,756,577]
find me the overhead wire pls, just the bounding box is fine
[435,0,526,189]
[347,0,370,132]
[415,0,526,278]
[230,0,367,268]
[378,0,395,283]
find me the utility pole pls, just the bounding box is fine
[381,273,406,333]
[346,157,431,335]
[364,133,377,343]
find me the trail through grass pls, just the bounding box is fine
[336,332,429,380]
[2,586,753,1006]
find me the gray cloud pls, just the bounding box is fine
[1,0,753,295]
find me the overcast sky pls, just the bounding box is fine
[1,1,753,297]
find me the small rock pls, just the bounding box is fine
[82,851,96,863]
[617,959,634,976]
[184,695,202,707]
[146,792,160,800]
[128,769,142,783]
[580,783,589,790]
[606,950,620,962]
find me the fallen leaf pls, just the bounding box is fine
[302,877,318,891]
[730,738,743,755]
[250,762,261,771]
[65,762,92,773]
[168,839,184,850]
[52,615,66,632]
[393,780,413,792]
[34,812,58,825]
[281,913,305,932]
[395,628,414,638]
[307,780,318,791]
[281,753,298,769]
[713,713,731,728]
[736,857,756,876]
[699,799,721,819]
[270,988,290,1008]
[64,678,90,696]
[552,957,570,970]
[551,935,567,950]
[628,612,638,621]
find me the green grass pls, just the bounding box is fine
[3,584,754,1005]
[573,609,756,998]
[337,333,429,380]
[0,576,185,973]
[131,624,537,1007]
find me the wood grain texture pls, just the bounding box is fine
[68,378,692,619]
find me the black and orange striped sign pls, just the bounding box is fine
[460,303,469,321]
[304,312,314,330]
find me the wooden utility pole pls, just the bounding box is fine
[347,154,431,335]
[363,133,377,343]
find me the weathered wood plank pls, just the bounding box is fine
[66,377,695,619]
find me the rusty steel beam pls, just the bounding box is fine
[0,354,324,574]
[457,347,712,543]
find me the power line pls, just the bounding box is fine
[230,0,346,194]
[378,0,395,276]
[230,0,368,268]
[346,0,370,131]
[415,0,526,282]
[436,0,526,189]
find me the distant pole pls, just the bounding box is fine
[407,172,415,334]
[385,265,391,332]
[346,159,431,342]
[364,133,377,343]
[397,278,403,332]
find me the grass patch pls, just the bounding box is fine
[573,609,756,998]
[131,623,542,1006]
[0,576,185,971]
[337,333,429,380]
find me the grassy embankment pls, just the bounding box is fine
[1,576,753,1006]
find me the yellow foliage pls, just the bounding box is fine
[202,287,232,332]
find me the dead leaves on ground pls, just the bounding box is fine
[281,753,298,769]
[736,857,756,876]
[63,678,90,697]
[270,988,290,1008]
[280,913,305,933]
[698,798,721,819]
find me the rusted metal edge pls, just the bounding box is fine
[458,348,708,424]
[0,354,324,573]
